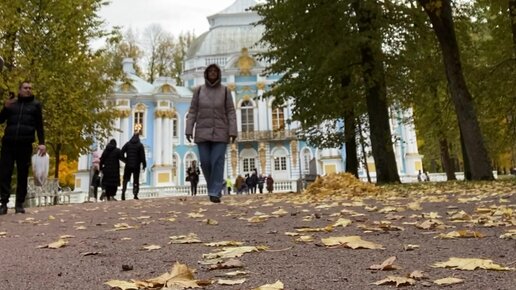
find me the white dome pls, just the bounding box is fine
[185,0,264,65]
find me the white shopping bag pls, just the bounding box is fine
[32,153,49,186]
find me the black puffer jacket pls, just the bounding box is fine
[0,95,44,145]
[121,134,146,169]
[100,140,122,187]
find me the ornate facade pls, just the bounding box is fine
[74,0,422,193]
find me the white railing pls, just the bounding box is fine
[70,180,298,204]
[359,171,499,183]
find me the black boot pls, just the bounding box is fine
[15,203,25,214]
[0,204,7,215]
[133,195,139,200]
[121,193,125,201]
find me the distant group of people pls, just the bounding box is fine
[186,166,275,196]
[90,133,147,202]
[232,169,274,195]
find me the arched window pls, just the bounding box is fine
[240,148,258,174]
[172,154,178,182]
[172,113,178,138]
[241,100,254,132]
[302,148,311,174]
[272,148,288,171]
[272,105,284,131]
[133,103,146,135]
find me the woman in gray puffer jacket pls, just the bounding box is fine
[185,64,237,203]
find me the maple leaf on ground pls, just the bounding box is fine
[433,277,464,285]
[169,233,201,244]
[204,241,243,247]
[208,258,244,270]
[142,244,162,251]
[295,235,314,243]
[499,229,516,240]
[252,280,284,290]
[332,218,352,227]
[372,276,416,287]
[435,230,486,239]
[369,256,399,270]
[321,236,384,249]
[203,246,266,260]
[105,280,138,290]
[432,257,513,271]
[217,278,246,285]
[133,262,199,289]
[37,238,68,249]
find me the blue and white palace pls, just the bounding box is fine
[74,0,423,194]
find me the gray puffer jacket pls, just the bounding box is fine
[185,64,237,143]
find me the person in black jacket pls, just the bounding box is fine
[100,139,122,201]
[186,160,200,196]
[120,133,146,200]
[0,81,45,215]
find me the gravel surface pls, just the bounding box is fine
[0,179,515,290]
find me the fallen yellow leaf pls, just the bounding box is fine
[105,280,138,290]
[204,241,243,247]
[433,277,464,285]
[435,230,485,239]
[217,278,246,285]
[169,233,201,244]
[369,256,398,270]
[432,257,513,271]
[321,236,384,249]
[253,280,284,290]
[372,276,416,287]
[142,244,161,251]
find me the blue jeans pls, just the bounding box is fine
[197,142,227,197]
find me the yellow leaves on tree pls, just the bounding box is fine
[57,155,77,188]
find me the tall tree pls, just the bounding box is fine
[0,0,119,178]
[254,0,404,180]
[417,0,494,180]
[352,0,401,183]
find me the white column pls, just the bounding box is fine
[163,116,172,165]
[113,118,121,145]
[78,154,89,170]
[121,117,130,145]
[154,116,162,165]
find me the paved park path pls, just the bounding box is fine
[0,175,514,290]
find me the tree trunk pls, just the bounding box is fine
[459,127,472,180]
[438,137,456,180]
[344,110,359,178]
[418,0,493,180]
[353,1,401,184]
[510,0,516,57]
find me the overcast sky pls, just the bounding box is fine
[98,0,239,37]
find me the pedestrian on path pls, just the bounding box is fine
[0,81,46,215]
[266,174,274,193]
[186,160,200,196]
[185,64,237,203]
[100,139,122,201]
[120,133,146,200]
